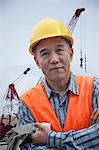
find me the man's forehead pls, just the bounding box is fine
[34,36,71,54]
[36,37,66,48]
[39,44,65,54]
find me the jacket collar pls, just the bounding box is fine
[42,72,79,98]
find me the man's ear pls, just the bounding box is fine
[70,48,74,61]
[34,56,41,68]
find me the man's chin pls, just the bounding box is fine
[50,75,66,82]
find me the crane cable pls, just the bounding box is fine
[84,13,87,74]
[79,12,87,73]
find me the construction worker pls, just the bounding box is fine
[18,17,99,149]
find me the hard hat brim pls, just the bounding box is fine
[29,34,74,55]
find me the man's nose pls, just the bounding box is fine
[49,53,60,64]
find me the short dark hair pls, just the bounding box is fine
[65,38,72,48]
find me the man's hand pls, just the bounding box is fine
[31,122,50,144]
[89,108,99,126]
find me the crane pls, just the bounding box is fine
[0,68,30,140]
[67,8,85,70]
[67,8,85,35]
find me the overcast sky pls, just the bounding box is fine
[0,0,99,73]
[0,0,99,113]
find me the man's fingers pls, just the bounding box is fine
[34,122,44,130]
[90,109,96,125]
[96,115,99,123]
[30,122,50,144]
[91,108,97,118]
[95,110,99,123]
[93,109,99,119]
[90,109,99,125]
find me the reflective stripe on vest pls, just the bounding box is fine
[20,76,94,132]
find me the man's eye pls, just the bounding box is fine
[41,52,49,56]
[57,49,64,52]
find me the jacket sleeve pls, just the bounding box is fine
[47,123,99,149]
[17,100,35,126]
[92,78,99,111]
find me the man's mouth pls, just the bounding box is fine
[50,67,63,71]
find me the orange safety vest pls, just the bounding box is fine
[20,76,94,132]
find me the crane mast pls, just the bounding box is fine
[67,8,86,71]
[67,8,85,35]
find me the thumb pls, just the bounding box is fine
[34,122,44,130]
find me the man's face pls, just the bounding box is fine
[34,37,73,82]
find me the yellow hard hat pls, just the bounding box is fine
[29,17,74,55]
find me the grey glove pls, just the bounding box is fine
[5,123,36,150]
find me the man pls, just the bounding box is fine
[18,17,99,149]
